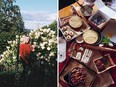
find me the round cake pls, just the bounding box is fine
[69,15,82,29]
[83,30,99,44]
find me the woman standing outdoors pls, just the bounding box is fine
[19,35,32,87]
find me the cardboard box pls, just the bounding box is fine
[88,0,116,30]
[93,54,116,74]
[59,58,97,87]
[88,10,109,30]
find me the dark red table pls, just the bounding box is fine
[59,42,116,87]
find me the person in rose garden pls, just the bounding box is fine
[19,35,40,87]
[19,35,32,87]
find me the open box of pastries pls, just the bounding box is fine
[59,58,97,87]
[59,14,90,41]
[93,54,116,74]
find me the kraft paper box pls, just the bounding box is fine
[88,0,116,30]
[88,10,109,30]
[93,54,116,74]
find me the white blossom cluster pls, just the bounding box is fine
[0,27,57,66]
[29,28,57,62]
[0,38,18,64]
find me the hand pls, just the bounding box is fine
[31,45,36,52]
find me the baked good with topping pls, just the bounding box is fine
[61,26,67,31]
[64,67,86,86]
[66,35,72,40]
[64,31,69,36]
[69,31,74,36]
[83,30,99,44]
[69,15,83,29]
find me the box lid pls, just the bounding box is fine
[95,0,116,19]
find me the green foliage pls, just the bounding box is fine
[0,0,2,6]
[0,0,24,54]
[101,36,110,45]
[48,20,57,30]
[0,0,24,32]
[42,20,57,34]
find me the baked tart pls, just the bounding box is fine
[69,15,83,29]
[83,30,99,44]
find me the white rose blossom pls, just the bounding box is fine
[13,40,16,45]
[7,41,12,44]
[49,52,55,57]
[16,35,19,39]
[40,32,43,35]
[1,54,4,58]
[33,42,37,45]
[36,54,39,57]
[51,31,55,34]
[48,32,52,36]
[40,43,45,47]
[40,56,44,59]
[6,46,10,50]
[46,29,49,33]
[43,29,46,33]
[47,47,51,51]
[35,35,38,39]
[41,46,45,49]
[37,46,40,48]
[13,56,16,59]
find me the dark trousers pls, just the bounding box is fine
[20,59,30,87]
[20,58,41,87]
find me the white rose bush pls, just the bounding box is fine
[0,27,57,73]
[0,39,18,72]
[29,28,57,61]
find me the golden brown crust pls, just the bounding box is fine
[69,15,82,29]
[83,30,98,44]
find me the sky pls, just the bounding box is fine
[15,0,57,29]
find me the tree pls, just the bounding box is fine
[0,0,24,54]
[42,20,57,34]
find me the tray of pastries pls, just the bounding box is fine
[59,15,90,41]
[59,58,97,87]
